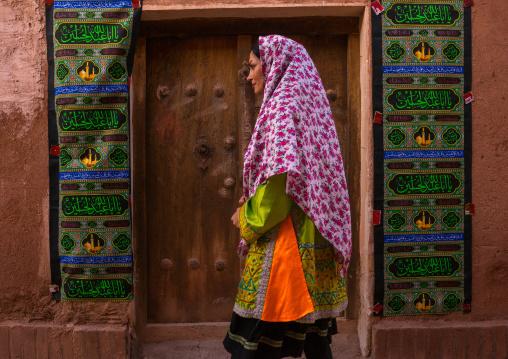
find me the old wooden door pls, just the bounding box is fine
[145,35,349,324]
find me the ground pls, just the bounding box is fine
[135,319,364,359]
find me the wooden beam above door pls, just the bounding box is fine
[140,17,360,38]
[142,5,365,21]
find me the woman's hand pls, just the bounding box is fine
[231,207,241,228]
[231,197,246,229]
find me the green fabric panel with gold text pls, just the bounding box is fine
[372,0,472,316]
[47,0,142,301]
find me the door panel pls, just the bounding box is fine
[146,36,241,323]
[145,35,349,324]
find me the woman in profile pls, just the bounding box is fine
[224,35,351,359]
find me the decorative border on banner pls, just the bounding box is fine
[372,1,385,315]
[46,1,61,300]
[463,5,472,312]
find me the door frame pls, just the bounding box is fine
[131,5,373,345]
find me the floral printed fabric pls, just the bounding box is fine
[243,35,352,276]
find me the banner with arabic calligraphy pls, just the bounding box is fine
[372,0,472,315]
[46,0,142,301]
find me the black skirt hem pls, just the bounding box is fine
[223,312,337,359]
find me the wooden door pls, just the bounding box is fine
[146,36,242,323]
[145,35,349,324]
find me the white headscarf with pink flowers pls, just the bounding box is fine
[242,35,352,276]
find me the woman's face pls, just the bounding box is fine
[247,51,264,96]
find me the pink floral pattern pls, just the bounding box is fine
[243,35,352,276]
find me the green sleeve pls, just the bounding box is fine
[239,173,293,243]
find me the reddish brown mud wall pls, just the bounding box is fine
[468,0,508,315]
[0,0,507,357]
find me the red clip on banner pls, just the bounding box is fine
[373,303,384,314]
[371,1,384,15]
[373,111,383,124]
[373,210,381,225]
[465,203,474,215]
[463,91,474,104]
[50,145,60,156]
[464,0,474,7]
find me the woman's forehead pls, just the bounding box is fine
[249,52,260,63]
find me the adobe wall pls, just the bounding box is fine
[468,0,508,318]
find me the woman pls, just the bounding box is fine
[224,35,351,359]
